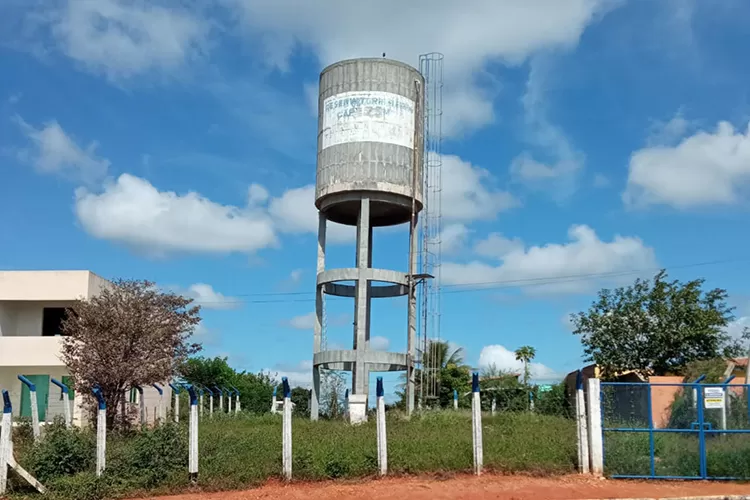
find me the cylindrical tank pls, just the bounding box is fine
[316,58,424,227]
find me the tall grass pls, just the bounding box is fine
[7,411,576,499]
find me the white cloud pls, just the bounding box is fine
[478,345,559,381]
[16,117,109,184]
[561,313,576,332]
[474,233,524,260]
[624,121,750,209]
[442,224,657,295]
[268,185,354,243]
[371,336,390,351]
[647,113,692,147]
[510,56,585,195]
[284,311,351,330]
[182,283,239,310]
[440,154,518,221]
[248,183,270,207]
[277,268,305,292]
[227,0,618,136]
[440,223,471,256]
[267,360,312,388]
[192,322,218,346]
[50,0,210,80]
[726,316,750,341]
[593,174,610,188]
[75,174,278,255]
[286,312,315,330]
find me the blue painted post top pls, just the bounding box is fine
[51,378,69,394]
[232,386,240,396]
[376,377,384,398]
[169,383,181,394]
[187,385,198,406]
[472,372,480,393]
[282,377,291,398]
[213,386,221,395]
[272,386,277,397]
[91,387,106,410]
[134,385,143,394]
[453,389,458,400]
[204,386,213,396]
[152,383,163,395]
[17,375,36,391]
[575,369,583,391]
[2,389,11,413]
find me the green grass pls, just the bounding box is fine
[7,411,577,500]
[604,431,750,478]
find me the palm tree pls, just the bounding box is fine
[515,345,536,386]
[396,340,467,408]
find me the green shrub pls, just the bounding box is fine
[26,417,95,482]
[107,423,188,488]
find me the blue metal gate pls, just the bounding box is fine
[600,378,750,480]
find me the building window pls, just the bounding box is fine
[42,308,68,336]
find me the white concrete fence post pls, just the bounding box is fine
[226,388,233,413]
[453,389,458,410]
[232,386,240,414]
[207,387,214,416]
[152,384,164,424]
[587,378,603,476]
[282,377,292,481]
[1,390,46,495]
[344,389,350,421]
[376,377,387,476]
[491,397,496,416]
[51,378,72,428]
[169,384,181,423]
[135,386,146,426]
[92,387,107,477]
[1,390,12,495]
[199,388,204,418]
[17,376,40,441]
[271,386,277,414]
[187,385,199,483]
[471,372,483,476]
[217,386,224,414]
[575,370,590,474]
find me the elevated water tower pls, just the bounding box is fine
[311,58,426,423]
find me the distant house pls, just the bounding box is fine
[0,270,171,427]
[565,360,748,428]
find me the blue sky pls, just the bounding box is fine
[2,0,750,401]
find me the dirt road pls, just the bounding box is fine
[145,474,750,500]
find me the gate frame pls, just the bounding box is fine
[599,377,750,480]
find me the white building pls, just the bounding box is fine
[0,270,171,426]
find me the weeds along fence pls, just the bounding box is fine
[2,376,579,500]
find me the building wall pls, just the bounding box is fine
[0,300,76,337]
[0,271,97,301]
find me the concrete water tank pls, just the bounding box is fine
[315,58,425,227]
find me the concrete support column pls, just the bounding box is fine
[406,212,418,415]
[311,212,326,421]
[353,197,370,398]
[364,225,373,394]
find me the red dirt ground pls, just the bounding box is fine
[143,474,750,500]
